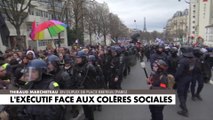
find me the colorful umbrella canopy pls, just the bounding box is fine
[30,20,67,40]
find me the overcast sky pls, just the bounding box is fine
[95,0,188,32]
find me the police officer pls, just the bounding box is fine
[63,55,75,80]
[109,46,124,89]
[123,46,131,77]
[167,47,179,76]
[164,46,171,56]
[17,59,63,120]
[101,47,113,88]
[0,63,10,89]
[47,55,74,89]
[203,48,213,83]
[88,55,105,111]
[191,47,204,101]
[144,45,151,62]
[73,51,97,120]
[88,55,105,89]
[175,46,194,117]
[147,60,169,120]
[150,45,167,68]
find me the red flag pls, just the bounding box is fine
[203,0,208,2]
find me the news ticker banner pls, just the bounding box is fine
[0,90,176,105]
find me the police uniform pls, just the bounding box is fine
[175,47,194,117]
[16,59,63,120]
[191,48,204,100]
[109,53,124,89]
[167,48,179,76]
[73,51,97,120]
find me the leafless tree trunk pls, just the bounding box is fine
[0,0,32,50]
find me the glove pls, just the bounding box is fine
[114,77,119,82]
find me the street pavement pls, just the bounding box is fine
[94,60,213,120]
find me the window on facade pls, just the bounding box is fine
[40,10,43,17]
[192,31,195,34]
[40,11,43,17]
[45,12,48,18]
[35,10,39,16]
[211,28,213,34]
[30,9,34,15]
[210,36,213,42]
[39,41,46,46]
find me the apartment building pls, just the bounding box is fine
[205,0,213,47]
[0,0,68,52]
[189,0,212,46]
[165,9,188,43]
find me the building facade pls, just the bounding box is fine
[0,0,68,52]
[189,0,213,46]
[165,9,188,43]
[205,0,213,47]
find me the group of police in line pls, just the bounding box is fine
[147,43,213,120]
[0,44,138,120]
[0,42,212,120]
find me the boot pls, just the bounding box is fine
[191,95,196,101]
[97,105,102,111]
[196,94,203,101]
[177,110,188,117]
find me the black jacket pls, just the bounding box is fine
[73,62,97,89]
[175,57,195,81]
[54,69,74,89]
[17,74,63,120]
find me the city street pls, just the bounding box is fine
[0,0,213,120]
[94,61,213,120]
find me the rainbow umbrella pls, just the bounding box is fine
[31,20,67,40]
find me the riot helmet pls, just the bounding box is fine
[22,59,47,82]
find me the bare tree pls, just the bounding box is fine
[0,0,32,49]
[94,3,110,45]
[109,13,129,41]
[84,4,96,45]
[84,2,129,45]
[69,0,85,44]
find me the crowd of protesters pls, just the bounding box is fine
[0,41,213,120]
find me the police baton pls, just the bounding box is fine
[140,62,149,78]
